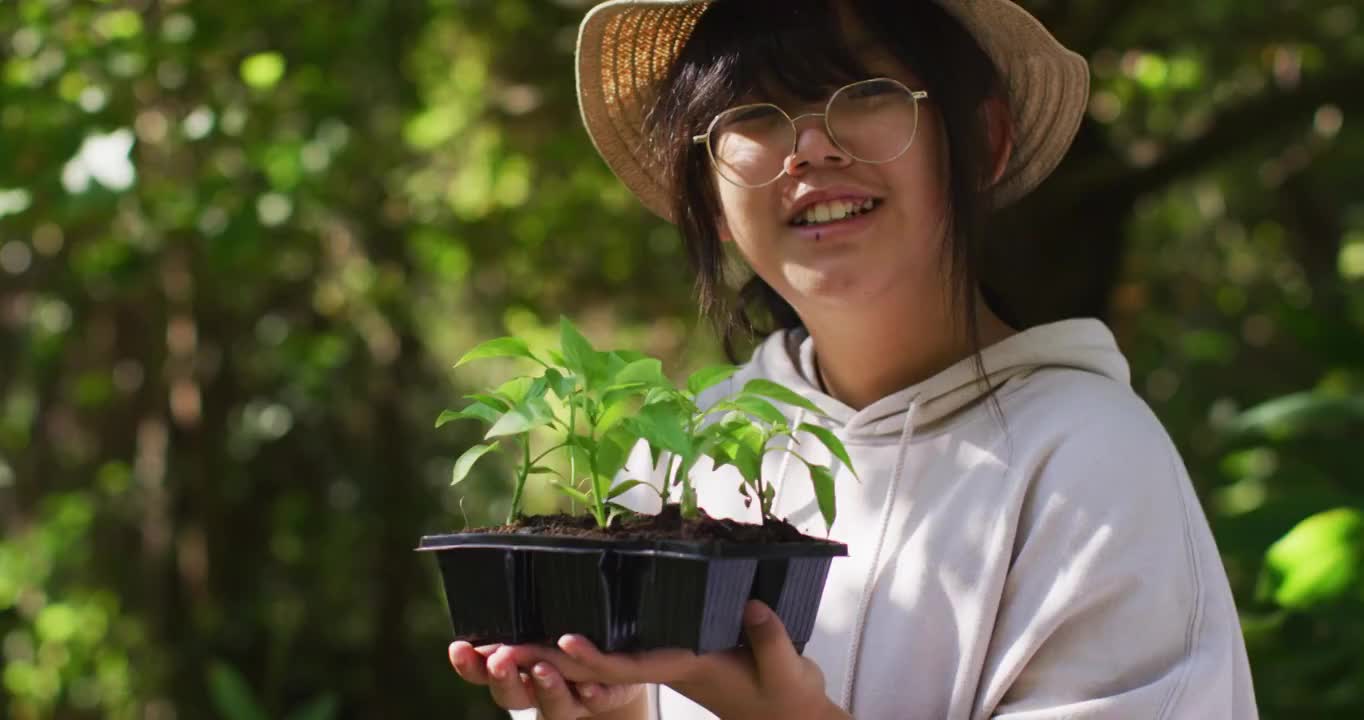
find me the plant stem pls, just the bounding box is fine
[508,438,530,524]
[568,394,577,515]
[662,452,678,506]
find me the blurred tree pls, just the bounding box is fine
[0,0,1360,718]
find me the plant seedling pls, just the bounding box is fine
[439,317,857,531]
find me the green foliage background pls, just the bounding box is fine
[1,0,1361,717]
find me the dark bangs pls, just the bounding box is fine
[646,0,1012,362]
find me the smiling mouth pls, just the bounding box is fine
[789,198,884,227]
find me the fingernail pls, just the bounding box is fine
[744,602,769,625]
[533,666,553,687]
[580,684,597,699]
[491,664,507,680]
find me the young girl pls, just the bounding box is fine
[449,1,1258,718]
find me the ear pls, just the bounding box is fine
[982,95,1014,187]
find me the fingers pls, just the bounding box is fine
[577,682,646,715]
[740,600,802,689]
[485,646,537,710]
[555,634,701,686]
[528,662,591,719]
[448,641,493,685]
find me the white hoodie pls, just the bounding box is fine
[615,318,1258,719]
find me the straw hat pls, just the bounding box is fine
[576,0,1090,222]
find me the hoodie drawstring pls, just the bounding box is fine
[840,400,920,713]
[770,409,805,518]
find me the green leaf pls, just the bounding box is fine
[1261,508,1364,609]
[287,695,340,720]
[643,386,677,406]
[559,317,599,379]
[543,368,577,400]
[207,661,269,720]
[485,395,554,438]
[723,395,787,426]
[798,423,857,479]
[492,376,537,406]
[594,426,637,482]
[613,350,648,363]
[451,442,500,486]
[687,364,738,396]
[743,378,824,415]
[614,358,667,388]
[455,337,543,367]
[436,403,501,428]
[550,483,592,506]
[629,401,692,456]
[608,479,649,499]
[464,393,511,412]
[806,462,837,530]
[596,397,635,437]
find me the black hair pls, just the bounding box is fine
[644,0,1019,372]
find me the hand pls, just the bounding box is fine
[448,640,644,719]
[500,600,846,720]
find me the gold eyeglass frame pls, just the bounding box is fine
[690,77,929,189]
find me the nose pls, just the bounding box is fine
[783,114,852,176]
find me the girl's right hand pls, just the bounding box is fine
[449,640,646,719]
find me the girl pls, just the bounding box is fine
[449,1,1258,718]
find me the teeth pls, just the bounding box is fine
[795,198,876,226]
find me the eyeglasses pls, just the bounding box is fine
[691,77,929,188]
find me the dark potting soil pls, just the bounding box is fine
[473,504,824,545]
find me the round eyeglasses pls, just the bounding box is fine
[691,77,928,189]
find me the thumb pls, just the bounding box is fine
[741,600,801,688]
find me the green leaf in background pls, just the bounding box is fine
[240,52,287,90]
[1227,392,1364,441]
[806,462,837,531]
[207,661,269,720]
[687,364,737,396]
[455,337,543,368]
[798,423,857,480]
[287,695,340,720]
[451,442,500,486]
[1260,507,1364,609]
[742,378,824,415]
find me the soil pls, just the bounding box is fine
[472,504,829,545]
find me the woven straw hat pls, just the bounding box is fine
[576,0,1090,222]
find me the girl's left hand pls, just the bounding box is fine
[499,600,847,720]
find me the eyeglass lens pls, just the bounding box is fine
[708,79,920,187]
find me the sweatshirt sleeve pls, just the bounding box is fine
[974,402,1258,719]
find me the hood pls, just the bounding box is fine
[747,318,1130,439]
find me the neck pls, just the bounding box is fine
[802,290,1015,410]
